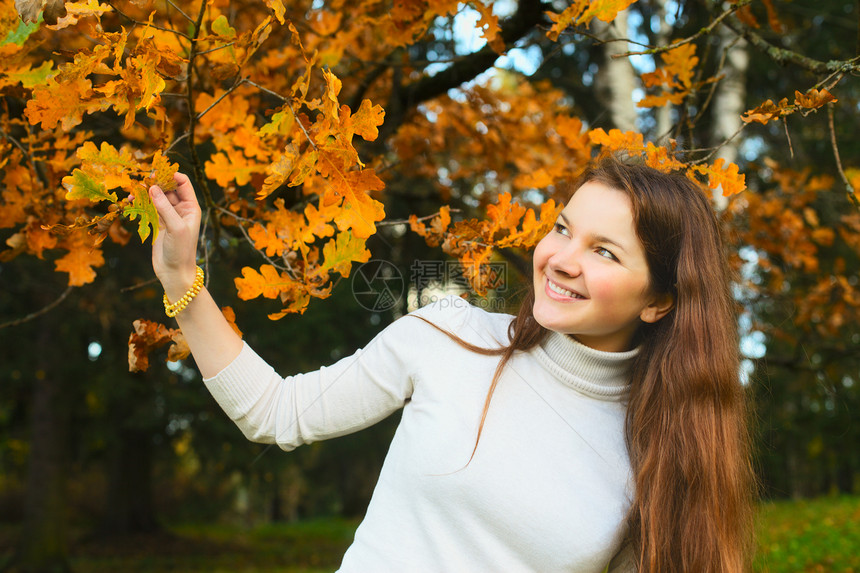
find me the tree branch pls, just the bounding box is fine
[723,16,860,75]
[0,287,73,330]
[827,105,860,209]
[383,0,547,136]
[615,0,752,58]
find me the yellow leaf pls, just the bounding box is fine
[320,231,371,277]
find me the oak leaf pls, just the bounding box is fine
[691,158,746,197]
[62,169,118,203]
[794,89,837,112]
[15,0,67,24]
[320,231,371,277]
[235,265,292,300]
[588,128,645,155]
[741,98,791,124]
[122,186,159,242]
[127,319,189,373]
[55,233,104,286]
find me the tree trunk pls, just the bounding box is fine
[99,427,159,536]
[711,26,749,209]
[14,320,71,573]
[593,11,638,132]
[652,0,674,142]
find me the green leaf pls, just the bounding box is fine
[2,17,40,47]
[123,188,159,242]
[211,15,237,39]
[62,169,118,203]
[3,61,54,88]
[258,107,294,137]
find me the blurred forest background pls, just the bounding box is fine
[1,0,859,571]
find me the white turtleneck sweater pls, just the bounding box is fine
[204,295,637,572]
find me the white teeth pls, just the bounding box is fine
[548,280,581,298]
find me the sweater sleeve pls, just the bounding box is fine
[202,296,473,451]
[607,540,636,572]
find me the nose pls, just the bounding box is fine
[547,244,582,278]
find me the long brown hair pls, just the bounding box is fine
[416,157,755,572]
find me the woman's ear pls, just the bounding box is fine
[640,292,675,324]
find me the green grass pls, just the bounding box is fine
[754,495,860,573]
[2,496,858,572]
[67,518,361,573]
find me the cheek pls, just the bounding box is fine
[532,236,552,274]
[588,272,650,309]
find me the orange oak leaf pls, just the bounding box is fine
[128,319,189,373]
[644,142,685,173]
[637,43,698,108]
[579,0,639,24]
[25,78,109,130]
[145,151,179,192]
[55,233,105,286]
[588,128,645,155]
[235,264,293,300]
[328,168,386,238]
[546,1,587,41]
[794,89,837,111]
[741,98,792,124]
[348,99,385,142]
[409,206,451,247]
[76,141,136,191]
[471,1,505,53]
[220,306,243,338]
[691,158,746,197]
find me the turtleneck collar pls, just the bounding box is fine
[534,330,638,401]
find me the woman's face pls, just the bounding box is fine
[532,181,672,352]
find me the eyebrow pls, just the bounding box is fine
[558,213,629,254]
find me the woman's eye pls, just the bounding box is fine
[554,223,569,236]
[596,247,618,261]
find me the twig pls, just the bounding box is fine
[164,132,189,155]
[614,0,752,59]
[783,117,794,159]
[215,206,295,276]
[827,106,859,209]
[242,78,319,152]
[195,76,243,120]
[197,42,236,56]
[165,0,194,23]
[107,1,191,40]
[690,122,749,165]
[184,0,220,244]
[120,277,160,292]
[376,209,462,227]
[0,287,73,330]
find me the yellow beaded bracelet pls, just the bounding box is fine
[163,266,205,318]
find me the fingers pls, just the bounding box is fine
[149,184,185,233]
[173,172,197,204]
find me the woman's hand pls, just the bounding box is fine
[149,172,202,302]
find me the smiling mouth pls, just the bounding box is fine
[546,278,586,300]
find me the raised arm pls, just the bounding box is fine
[149,173,243,378]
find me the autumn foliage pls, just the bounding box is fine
[1,0,858,372]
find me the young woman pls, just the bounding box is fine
[149,157,755,572]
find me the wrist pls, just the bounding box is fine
[161,266,202,304]
[163,266,205,318]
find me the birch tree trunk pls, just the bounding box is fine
[711,26,749,209]
[593,11,638,132]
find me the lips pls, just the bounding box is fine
[545,278,585,301]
